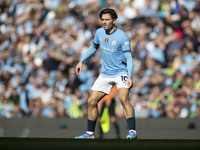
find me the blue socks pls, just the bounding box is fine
[126,117,136,130]
[87,119,96,132]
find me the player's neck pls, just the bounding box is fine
[109,26,117,34]
[106,26,117,35]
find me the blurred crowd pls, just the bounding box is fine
[0,0,200,119]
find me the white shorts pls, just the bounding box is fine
[91,74,129,94]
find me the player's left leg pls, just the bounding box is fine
[118,88,137,139]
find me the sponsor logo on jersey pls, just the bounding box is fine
[100,45,117,53]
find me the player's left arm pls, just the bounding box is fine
[124,51,133,89]
[121,33,133,88]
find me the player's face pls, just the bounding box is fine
[101,14,116,30]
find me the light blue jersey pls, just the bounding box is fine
[94,27,132,77]
[80,27,133,78]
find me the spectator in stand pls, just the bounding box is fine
[0,0,200,119]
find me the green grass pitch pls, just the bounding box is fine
[0,137,199,150]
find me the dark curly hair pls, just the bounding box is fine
[99,8,118,20]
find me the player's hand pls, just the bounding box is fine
[127,77,133,89]
[76,61,83,75]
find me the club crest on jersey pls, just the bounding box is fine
[112,40,116,45]
[105,38,109,44]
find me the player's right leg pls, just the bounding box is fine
[75,75,113,139]
[75,90,106,139]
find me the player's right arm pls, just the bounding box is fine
[76,29,100,75]
[76,42,99,75]
[76,61,83,75]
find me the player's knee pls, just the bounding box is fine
[119,95,127,103]
[87,97,97,107]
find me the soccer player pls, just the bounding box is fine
[75,8,137,139]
